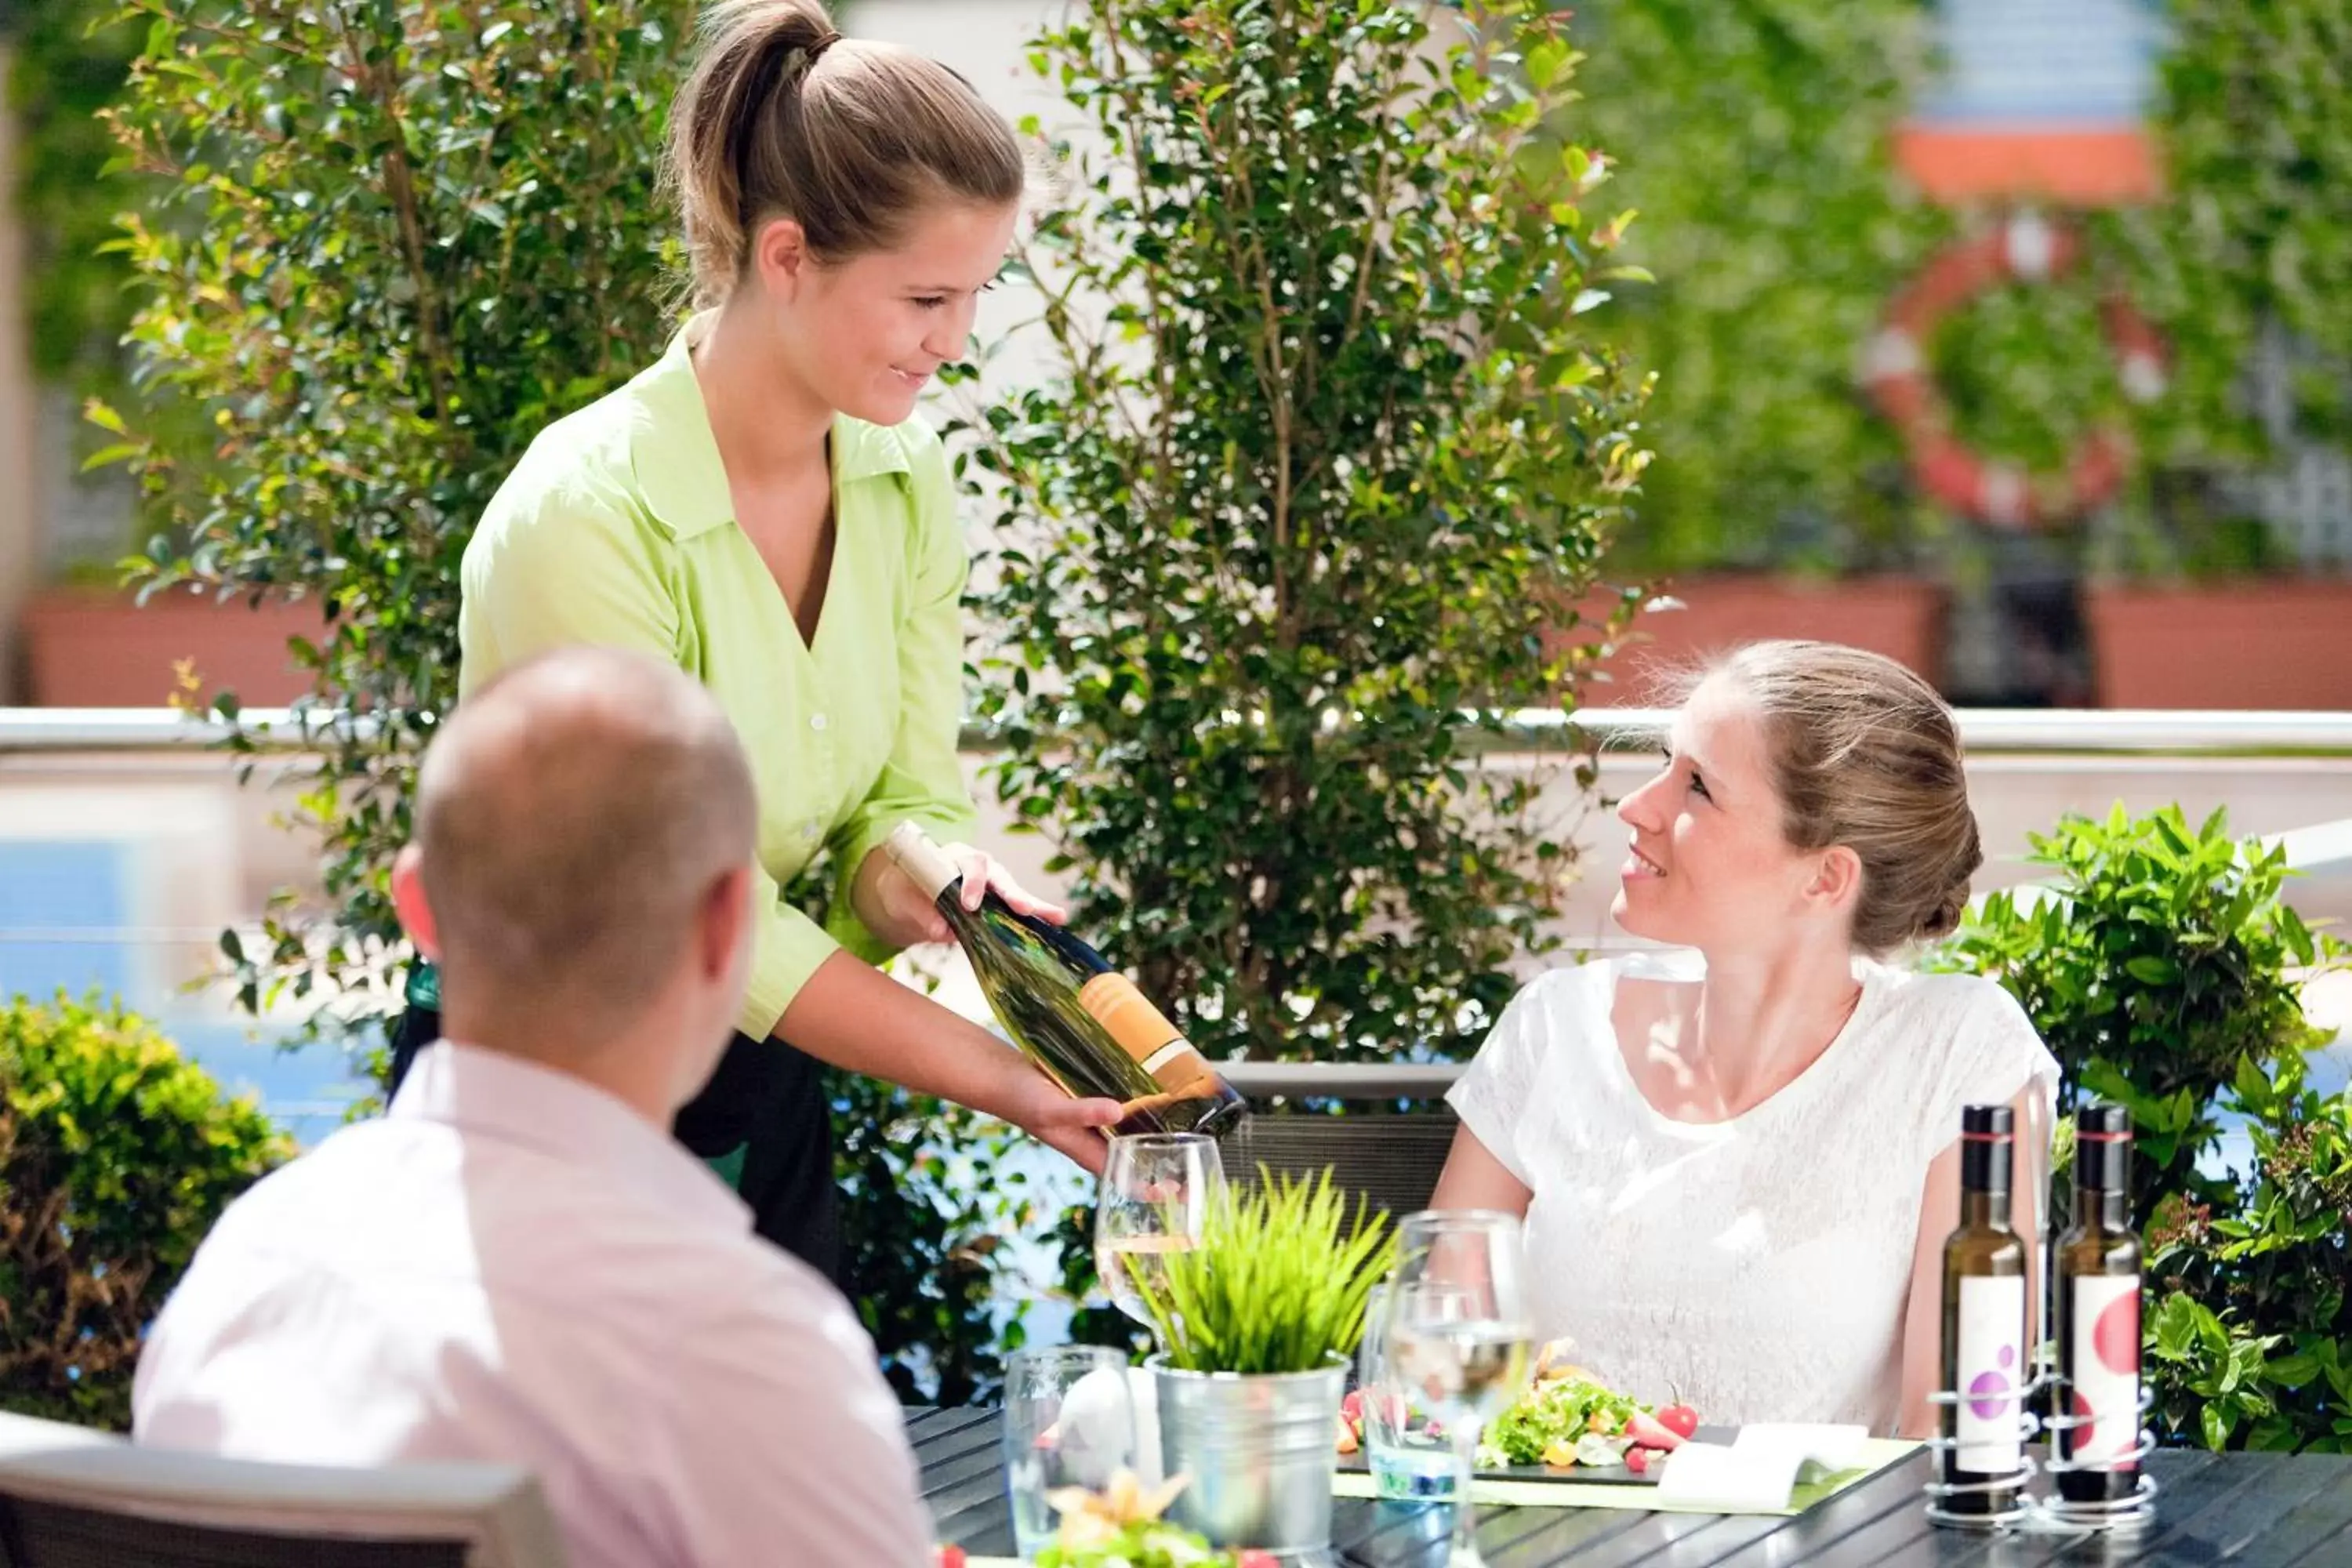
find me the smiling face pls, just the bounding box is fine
[755,198,1018,426]
[1611,673,1845,954]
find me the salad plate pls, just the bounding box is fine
[1339,1348,1711,1487]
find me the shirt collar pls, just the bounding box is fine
[388,1041,749,1232]
[630,312,915,541]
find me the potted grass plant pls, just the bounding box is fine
[1132,1171,1397,1564]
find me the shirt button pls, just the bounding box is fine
[810,713,829,732]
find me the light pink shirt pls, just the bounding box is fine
[133,1043,931,1568]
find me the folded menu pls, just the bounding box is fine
[1652,1423,1872,1513]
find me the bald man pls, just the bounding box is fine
[132,648,931,1568]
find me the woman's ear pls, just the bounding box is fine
[750,216,813,298]
[1807,843,1864,920]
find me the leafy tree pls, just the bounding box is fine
[964,0,1650,1069]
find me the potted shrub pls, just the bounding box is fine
[0,993,289,1429]
[972,0,1650,1076]
[1131,1172,1396,1563]
[1938,804,2350,1450]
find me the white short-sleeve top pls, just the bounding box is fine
[1446,949,2060,1432]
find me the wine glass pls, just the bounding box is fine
[1381,1210,1534,1566]
[1093,1132,1224,1352]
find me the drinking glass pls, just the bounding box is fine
[1357,1282,1457,1500]
[1002,1345,1135,1561]
[1093,1132,1224,1350]
[1381,1210,1534,1566]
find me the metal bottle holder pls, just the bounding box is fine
[2033,1370,2159,1531]
[1922,1358,2159,1534]
[1921,1374,2041,1530]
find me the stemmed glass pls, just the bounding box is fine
[1093,1132,1224,1352]
[1381,1210,1534,1566]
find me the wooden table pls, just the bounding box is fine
[909,1408,2352,1565]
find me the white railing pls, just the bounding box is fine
[8,706,2352,756]
[1221,1061,1464,1098]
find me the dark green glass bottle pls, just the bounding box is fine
[1939,1103,2027,1518]
[2054,1103,2141,1502]
[884,824,1247,1139]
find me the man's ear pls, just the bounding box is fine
[390,844,443,963]
[700,864,756,982]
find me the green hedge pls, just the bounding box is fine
[0,996,290,1431]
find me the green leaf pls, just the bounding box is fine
[1524,38,1569,89]
[79,442,143,471]
[2150,1293,2200,1361]
[2201,1403,2231,1452]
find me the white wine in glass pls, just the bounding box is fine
[1100,1232,1197,1327]
[1094,1133,1224,1349]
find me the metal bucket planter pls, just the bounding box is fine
[1152,1353,1346,1565]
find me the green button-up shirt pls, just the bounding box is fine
[458,318,978,1040]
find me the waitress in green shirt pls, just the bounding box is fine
[389,0,1123,1284]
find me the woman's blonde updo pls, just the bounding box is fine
[663,0,1027,307]
[1671,640,1984,955]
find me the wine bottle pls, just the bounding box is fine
[1032,926,1250,1139]
[884,824,1248,1139]
[2054,1103,2140,1502]
[1939,1103,2028,1519]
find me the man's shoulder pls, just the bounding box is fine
[192,1120,767,1290]
[200,1118,419,1226]
[175,1109,859,1341]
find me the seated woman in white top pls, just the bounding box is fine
[1435,640,2058,1438]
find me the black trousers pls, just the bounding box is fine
[389,1005,843,1287]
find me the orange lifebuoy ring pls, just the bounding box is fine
[1862,212,2166,531]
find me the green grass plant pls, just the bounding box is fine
[1138,1169,1397,1377]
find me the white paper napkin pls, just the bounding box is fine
[1732,1423,1871,1473]
[1652,1424,1871,1512]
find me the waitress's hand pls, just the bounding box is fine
[999,1068,1124,1177]
[857,840,1070,949]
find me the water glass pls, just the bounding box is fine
[1382,1210,1534,1567]
[1357,1283,1459,1501]
[1003,1345,1137,1561]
